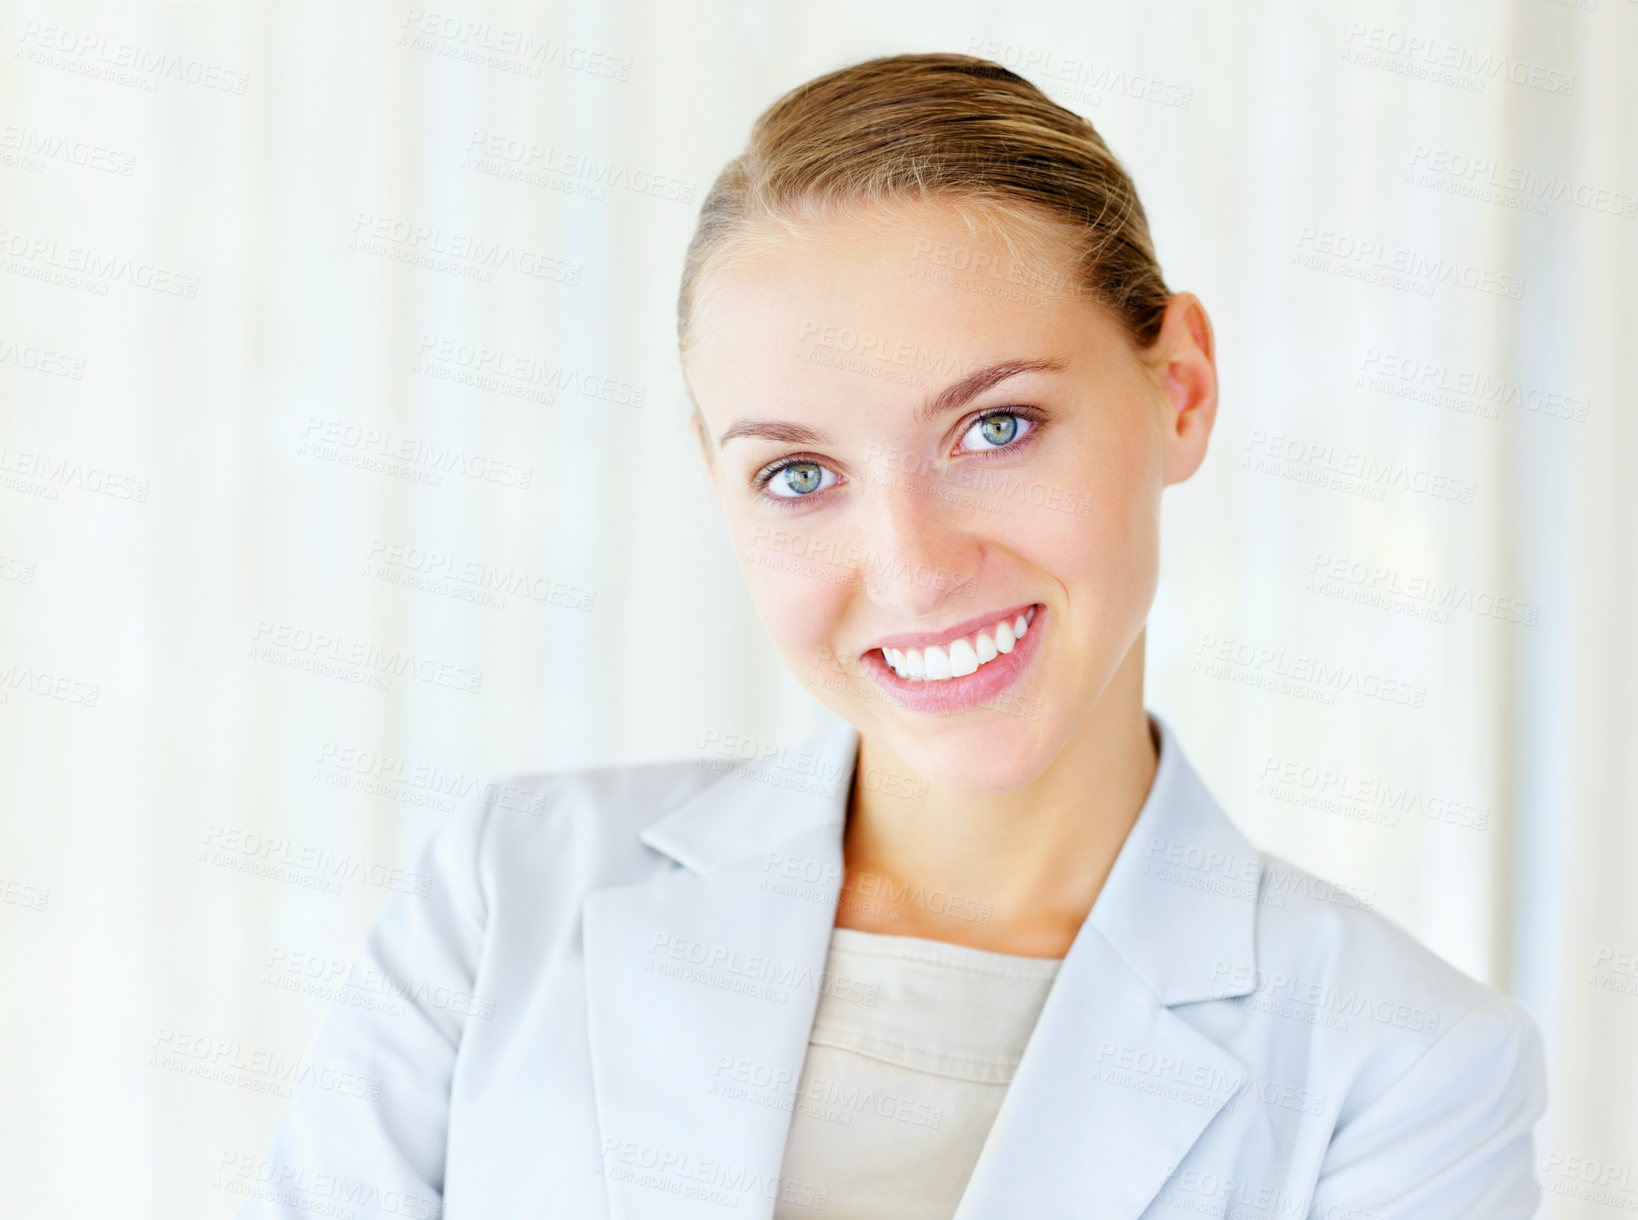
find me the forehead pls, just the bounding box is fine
[683,200,1106,424]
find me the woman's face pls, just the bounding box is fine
[681,199,1215,795]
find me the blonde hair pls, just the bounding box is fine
[676,51,1172,361]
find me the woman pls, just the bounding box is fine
[239,53,1545,1219]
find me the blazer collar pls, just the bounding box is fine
[638,708,1259,1006]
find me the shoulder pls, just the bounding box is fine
[1250,849,1488,1035]
[395,747,729,939]
[415,718,857,929]
[462,748,726,879]
[1241,857,1547,1210]
[1244,848,1545,1127]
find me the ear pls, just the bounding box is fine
[1153,293,1218,487]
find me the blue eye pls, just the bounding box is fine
[959,412,1034,452]
[764,460,839,499]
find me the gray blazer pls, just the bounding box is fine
[235,709,1545,1218]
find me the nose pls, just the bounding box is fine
[856,472,983,618]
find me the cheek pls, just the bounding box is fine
[733,519,855,664]
[1028,436,1160,605]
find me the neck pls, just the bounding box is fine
[839,636,1157,958]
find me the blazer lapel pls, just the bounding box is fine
[582,709,1261,1220]
[952,710,1262,1219]
[581,720,858,1220]
[949,931,1249,1218]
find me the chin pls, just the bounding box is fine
[867,711,1066,797]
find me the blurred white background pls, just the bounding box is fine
[0,0,1633,1214]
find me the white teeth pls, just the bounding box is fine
[923,645,952,680]
[880,607,1038,682]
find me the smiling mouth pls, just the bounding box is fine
[876,605,1037,682]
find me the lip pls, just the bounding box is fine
[856,603,1046,717]
[863,600,1040,653]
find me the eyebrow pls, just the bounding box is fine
[916,356,1068,424]
[715,356,1068,449]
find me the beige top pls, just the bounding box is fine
[772,925,1064,1220]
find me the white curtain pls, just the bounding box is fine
[0,0,1632,1213]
